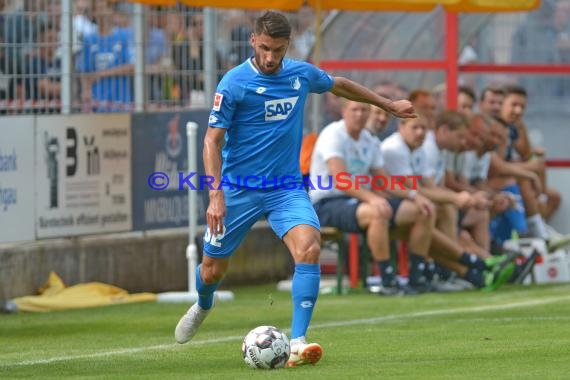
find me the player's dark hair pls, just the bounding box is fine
[459,85,476,102]
[479,86,505,102]
[254,11,291,39]
[436,110,468,131]
[503,84,528,98]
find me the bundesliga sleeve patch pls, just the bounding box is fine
[213,93,223,111]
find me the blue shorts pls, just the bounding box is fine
[313,196,402,232]
[489,184,528,244]
[203,188,320,258]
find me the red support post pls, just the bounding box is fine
[445,11,458,110]
[349,233,360,288]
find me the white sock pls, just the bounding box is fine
[290,337,306,346]
[527,214,549,240]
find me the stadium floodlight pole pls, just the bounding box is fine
[157,122,234,303]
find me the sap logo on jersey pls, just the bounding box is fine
[264,96,299,121]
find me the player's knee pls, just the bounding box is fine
[370,206,390,222]
[200,262,226,284]
[549,190,561,206]
[416,203,436,225]
[295,240,320,264]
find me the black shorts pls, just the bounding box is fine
[313,196,402,232]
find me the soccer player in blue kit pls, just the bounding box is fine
[175,11,416,367]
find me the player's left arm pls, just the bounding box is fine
[513,120,533,161]
[203,126,227,235]
[330,76,416,119]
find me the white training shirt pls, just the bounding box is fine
[420,130,448,185]
[309,119,384,204]
[446,151,465,177]
[380,131,427,178]
[461,150,491,183]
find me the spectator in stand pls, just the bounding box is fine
[79,0,134,112]
[143,6,171,101]
[73,0,97,41]
[172,11,224,107]
[225,10,254,69]
[289,5,315,60]
[4,0,42,65]
[0,0,22,114]
[23,21,61,113]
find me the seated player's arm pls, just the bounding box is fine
[473,179,499,195]
[445,170,475,193]
[370,167,411,200]
[376,167,434,215]
[413,176,473,208]
[514,121,532,161]
[489,151,540,182]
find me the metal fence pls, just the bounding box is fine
[1,0,568,115]
[0,0,320,114]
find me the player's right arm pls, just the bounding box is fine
[203,126,227,236]
[330,76,416,119]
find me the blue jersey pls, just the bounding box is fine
[80,29,134,109]
[209,58,334,188]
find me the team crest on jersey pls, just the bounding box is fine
[265,96,299,121]
[213,93,223,111]
[290,76,301,90]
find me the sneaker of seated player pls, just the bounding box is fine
[447,273,475,290]
[287,338,323,367]
[430,278,466,293]
[481,262,515,292]
[547,233,570,252]
[174,303,212,344]
[377,285,403,296]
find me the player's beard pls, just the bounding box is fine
[253,53,284,75]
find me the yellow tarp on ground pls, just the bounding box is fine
[13,272,157,312]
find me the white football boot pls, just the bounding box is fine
[174,303,212,344]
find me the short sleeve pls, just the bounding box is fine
[306,63,334,94]
[317,123,345,162]
[208,74,240,129]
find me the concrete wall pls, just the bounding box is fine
[0,222,294,301]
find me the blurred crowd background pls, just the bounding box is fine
[0,0,568,117]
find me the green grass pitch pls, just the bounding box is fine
[2,283,570,379]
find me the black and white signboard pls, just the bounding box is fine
[35,114,132,238]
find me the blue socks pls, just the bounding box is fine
[291,263,320,339]
[196,264,220,310]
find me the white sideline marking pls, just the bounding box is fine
[4,294,570,368]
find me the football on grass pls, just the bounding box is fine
[242,326,290,369]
